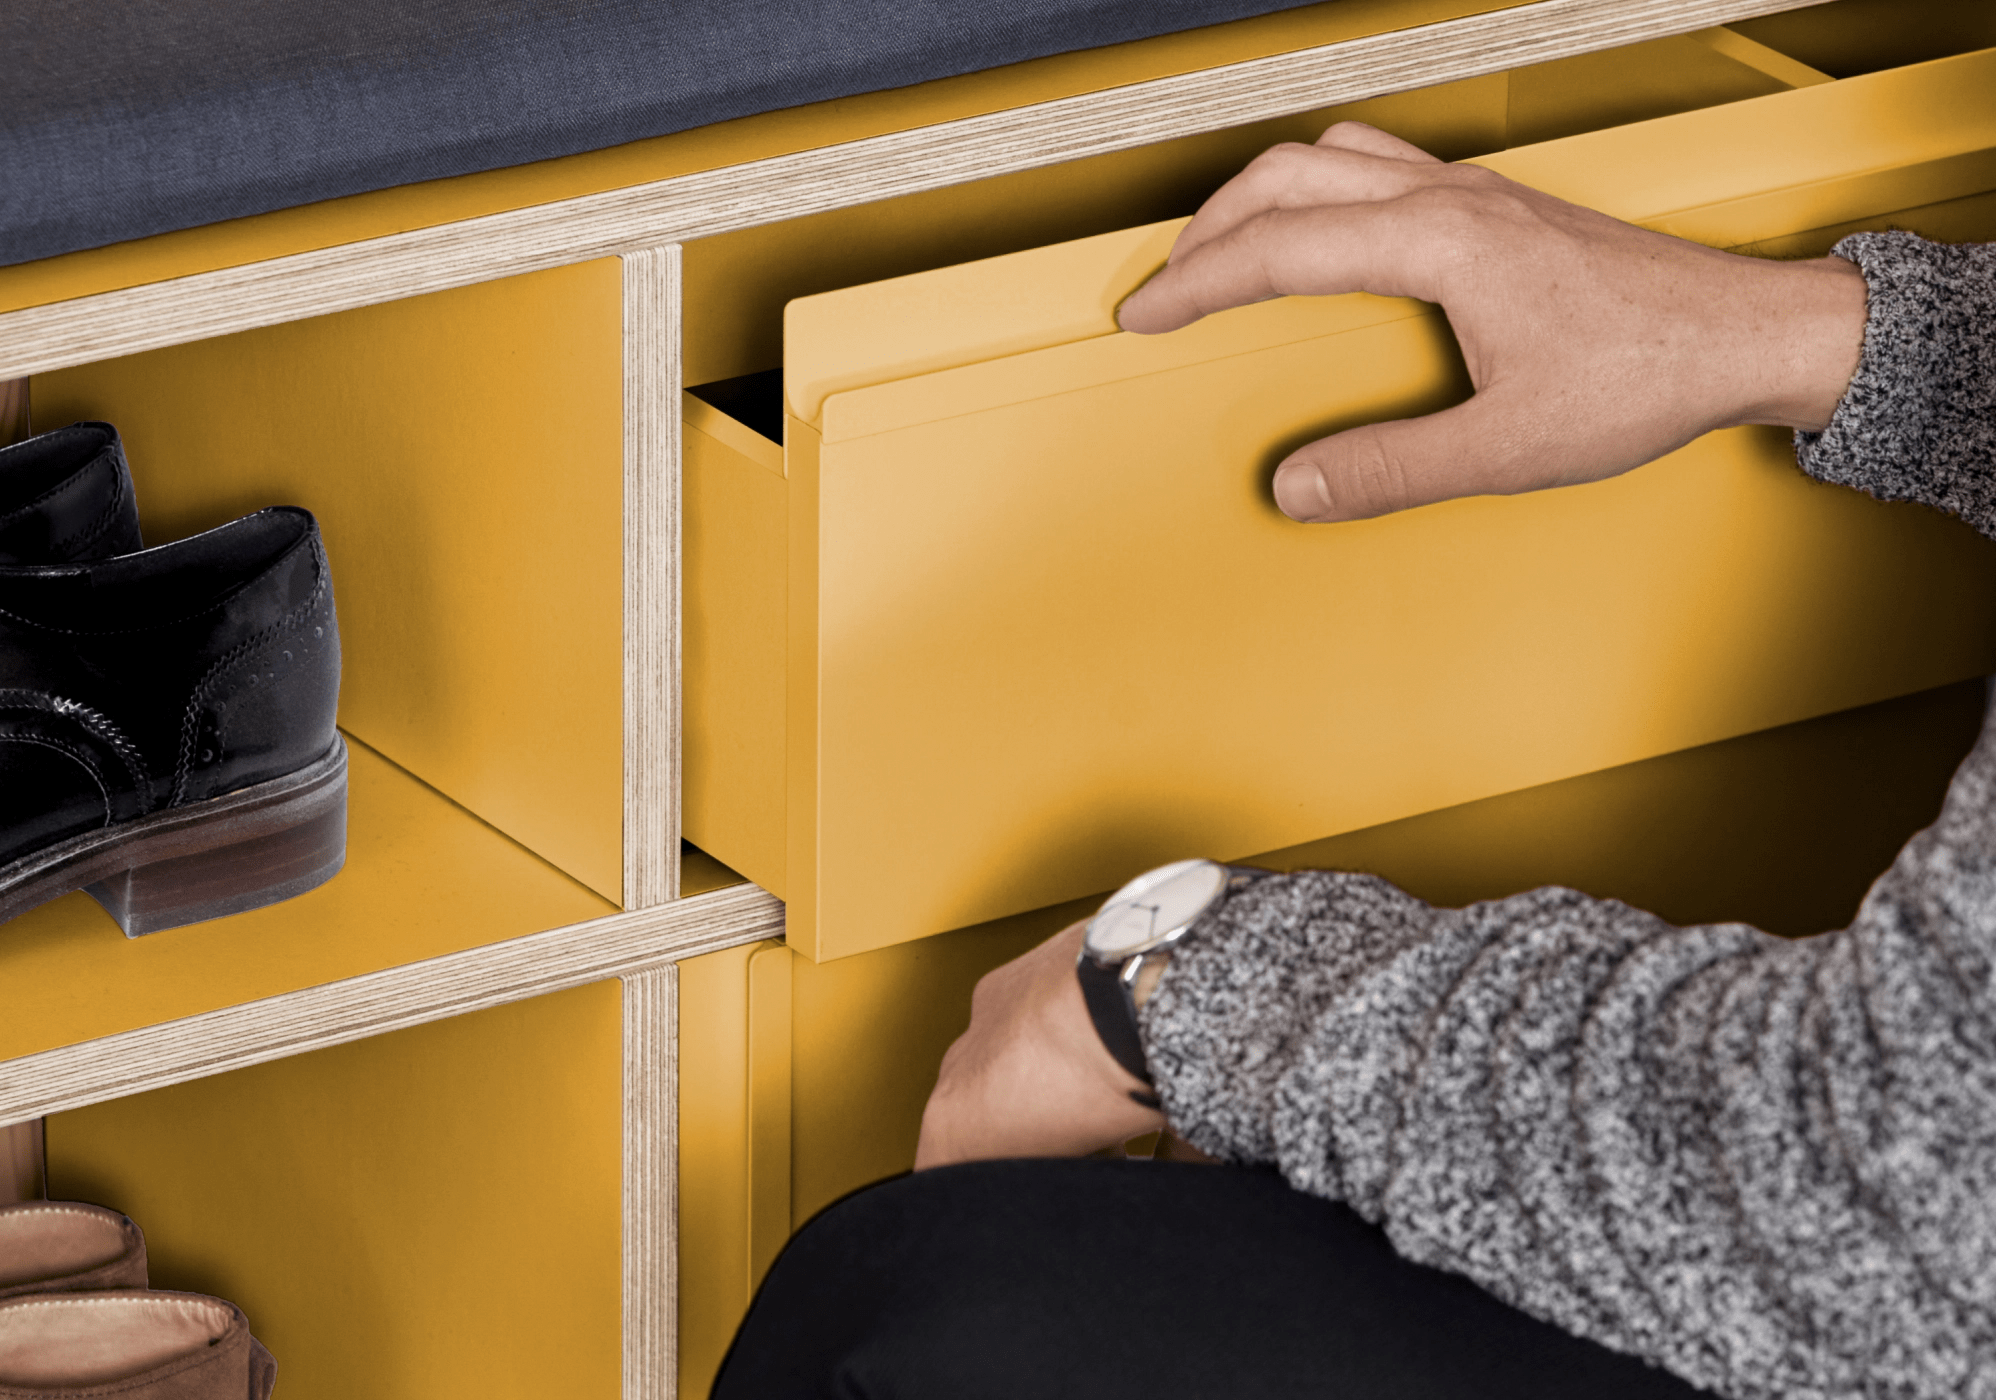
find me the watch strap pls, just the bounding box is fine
[1076,953,1153,1088]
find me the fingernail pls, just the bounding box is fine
[1272,460,1330,520]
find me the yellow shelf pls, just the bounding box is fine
[0,733,615,1065]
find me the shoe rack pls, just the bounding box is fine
[3,0,1995,1397]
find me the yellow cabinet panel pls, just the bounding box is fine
[45,982,624,1400]
[778,680,1985,1243]
[683,403,788,892]
[687,49,1996,961]
[677,939,791,1400]
[32,261,625,901]
[1502,27,1827,149]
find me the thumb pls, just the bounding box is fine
[1271,395,1544,522]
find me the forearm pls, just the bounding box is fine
[1143,717,1996,1398]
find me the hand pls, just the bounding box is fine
[915,920,1166,1169]
[1116,122,1868,523]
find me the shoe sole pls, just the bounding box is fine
[0,737,348,937]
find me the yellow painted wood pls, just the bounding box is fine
[0,734,612,1064]
[1692,25,1836,88]
[32,260,624,901]
[683,416,788,891]
[788,909,1075,1227]
[745,945,792,1293]
[739,48,1996,959]
[1503,26,1822,148]
[675,942,754,1400]
[1734,188,1996,261]
[0,0,1527,320]
[44,981,624,1400]
[1731,0,1996,79]
[1495,51,1996,250]
[781,681,1986,1233]
[680,842,749,898]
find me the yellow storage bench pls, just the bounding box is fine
[5,4,1995,1400]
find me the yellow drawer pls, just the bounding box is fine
[690,47,1996,963]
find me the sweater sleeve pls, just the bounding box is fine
[1139,230,1996,1400]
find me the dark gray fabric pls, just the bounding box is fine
[2,0,1319,267]
[1141,231,1996,1399]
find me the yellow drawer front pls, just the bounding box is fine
[701,49,1996,961]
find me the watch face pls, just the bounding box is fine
[1086,859,1229,959]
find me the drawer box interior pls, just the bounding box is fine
[686,42,1996,963]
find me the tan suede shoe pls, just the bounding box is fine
[0,1204,147,1300]
[0,1292,275,1400]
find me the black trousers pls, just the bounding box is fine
[715,1159,1713,1400]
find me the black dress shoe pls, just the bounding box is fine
[0,507,344,935]
[0,422,143,565]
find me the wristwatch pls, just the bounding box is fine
[1076,858,1270,1105]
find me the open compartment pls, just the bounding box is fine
[5,263,627,1055]
[685,42,1996,961]
[43,980,625,1400]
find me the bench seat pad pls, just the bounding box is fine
[2,0,1314,269]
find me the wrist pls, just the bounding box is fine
[1729,253,1868,433]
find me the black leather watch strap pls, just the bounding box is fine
[1076,953,1153,1088]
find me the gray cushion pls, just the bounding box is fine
[2,0,1318,268]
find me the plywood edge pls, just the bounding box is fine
[0,0,1823,383]
[0,883,783,1123]
[624,247,684,910]
[622,963,678,1400]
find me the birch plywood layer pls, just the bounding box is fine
[624,964,679,1400]
[0,0,1825,383]
[625,246,684,910]
[0,883,782,1124]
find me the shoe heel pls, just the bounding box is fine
[85,742,348,937]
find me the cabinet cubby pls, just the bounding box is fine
[31,258,627,903]
[46,982,626,1400]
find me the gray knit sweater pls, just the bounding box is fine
[1141,231,1996,1400]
